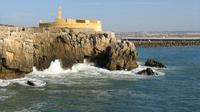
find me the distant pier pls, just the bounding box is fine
[120,37,200,48]
[121,37,200,41]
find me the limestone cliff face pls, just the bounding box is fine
[0,26,138,79]
[0,26,34,79]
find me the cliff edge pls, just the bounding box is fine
[0,26,138,79]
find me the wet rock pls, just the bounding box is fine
[26,80,35,86]
[145,59,166,68]
[137,68,155,76]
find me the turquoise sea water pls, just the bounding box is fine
[0,46,200,112]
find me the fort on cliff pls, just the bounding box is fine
[39,6,102,31]
[0,7,137,79]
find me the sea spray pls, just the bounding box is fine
[0,80,10,87]
[0,59,165,87]
[29,59,165,81]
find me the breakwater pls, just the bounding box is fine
[122,37,200,48]
[134,41,200,48]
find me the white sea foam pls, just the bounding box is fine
[9,78,46,87]
[0,80,11,87]
[0,59,165,87]
[0,77,46,88]
[28,59,165,82]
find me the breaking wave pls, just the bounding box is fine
[0,59,165,88]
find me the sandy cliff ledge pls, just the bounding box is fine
[0,26,138,79]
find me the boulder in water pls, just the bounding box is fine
[137,68,156,76]
[145,59,166,68]
[26,80,35,86]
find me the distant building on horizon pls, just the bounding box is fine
[39,6,102,31]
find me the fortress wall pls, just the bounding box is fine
[39,6,102,31]
[39,19,102,31]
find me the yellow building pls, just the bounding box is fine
[39,6,102,31]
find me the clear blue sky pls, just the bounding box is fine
[0,0,199,32]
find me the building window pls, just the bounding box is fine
[76,20,86,23]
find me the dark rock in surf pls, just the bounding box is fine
[27,80,35,86]
[145,59,166,68]
[137,68,155,76]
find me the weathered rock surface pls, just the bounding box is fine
[0,25,138,79]
[0,26,34,79]
[137,68,155,76]
[145,59,166,68]
[106,41,138,70]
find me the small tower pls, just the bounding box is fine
[57,6,62,20]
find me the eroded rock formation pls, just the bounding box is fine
[0,25,138,79]
[137,68,156,76]
[145,59,166,68]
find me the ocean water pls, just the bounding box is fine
[0,46,200,112]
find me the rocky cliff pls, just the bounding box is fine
[0,26,138,79]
